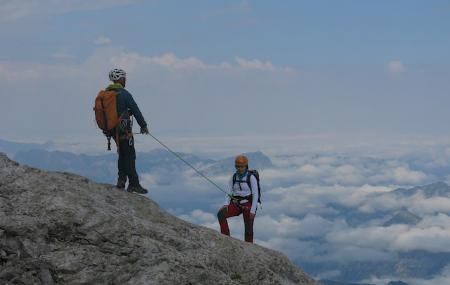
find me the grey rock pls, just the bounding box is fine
[0,153,318,285]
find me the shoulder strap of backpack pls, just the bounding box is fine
[247,170,261,203]
[246,171,253,190]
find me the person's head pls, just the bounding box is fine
[109,68,127,87]
[235,155,249,175]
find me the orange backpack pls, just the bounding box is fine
[93,90,120,150]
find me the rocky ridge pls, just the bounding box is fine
[0,153,318,285]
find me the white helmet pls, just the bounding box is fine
[109,68,126,81]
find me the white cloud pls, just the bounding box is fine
[249,152,427,188]
[393,226,450,252]
[363,266,450,285]
[235,57,294,72]
[393,166,426,184]
[298,164,322,177]
[0,48,292,84]
[369,164,427,185]
[387,60,405,75]
[0,61,80,82]
[235,57,276,71]
[360,274,450,285]
[149,53,209,70]
[263,181,400,217]
[357,191,450,215]
[409,196,450,215]
[326,216,450,254]
[327,245,394,262]
[315,270,341,280]
[139,173,158,188]
[418,213,450,228]
[108,52,293,72]
[52,51,76,60]
[178,209,217,226]
[0,0,143,22]
[94,36,112,46]
[265,184,340,216]
[260,238,322,261]
[0,0,40,21]
[356,194,402,213]
[256,214,343,239]
[327,225,409,250]
[329,164,365,185]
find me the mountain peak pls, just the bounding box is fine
[383,209,422,227]
[0,153,317,285]
[392,182,450,198]
[202,151,273,175]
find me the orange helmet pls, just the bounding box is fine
[235,155,249,167]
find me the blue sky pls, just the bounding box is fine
[1,0,450,140]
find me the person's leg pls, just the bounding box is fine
[217,202,241,236]
[122,138,139,186]
[122,137,148,194]
[242,203,255,243]
[117,140,127,188]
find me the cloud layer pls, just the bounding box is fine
[151,143,450,282]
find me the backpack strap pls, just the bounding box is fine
[247,170,261,204]
[246,172,252,190]
[99,95,111,150]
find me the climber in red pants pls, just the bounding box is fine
[217,155,259,243]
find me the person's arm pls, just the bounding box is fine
[124,90,147,128]
[224,176,233,205]
[250,175,259,215]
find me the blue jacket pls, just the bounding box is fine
[106,83,147,128]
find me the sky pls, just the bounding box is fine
[1,0,450,142]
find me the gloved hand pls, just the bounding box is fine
[140,126,149,134]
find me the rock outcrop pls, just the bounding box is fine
[0,153,318,285]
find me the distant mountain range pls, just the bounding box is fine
[320,280,409,285]
[202,151,273,175]
[320,280,375,285]
[391,181,450,198]
[9,146,273,185]
[0,138,53,157]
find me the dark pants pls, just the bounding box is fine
[217,200,255,243]
[117,137,139,187]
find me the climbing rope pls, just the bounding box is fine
[134,132,234,199]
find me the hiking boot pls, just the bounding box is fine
[127,185,148,194]
[116,178,126,189]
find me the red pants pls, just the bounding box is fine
[217,200,255,243]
